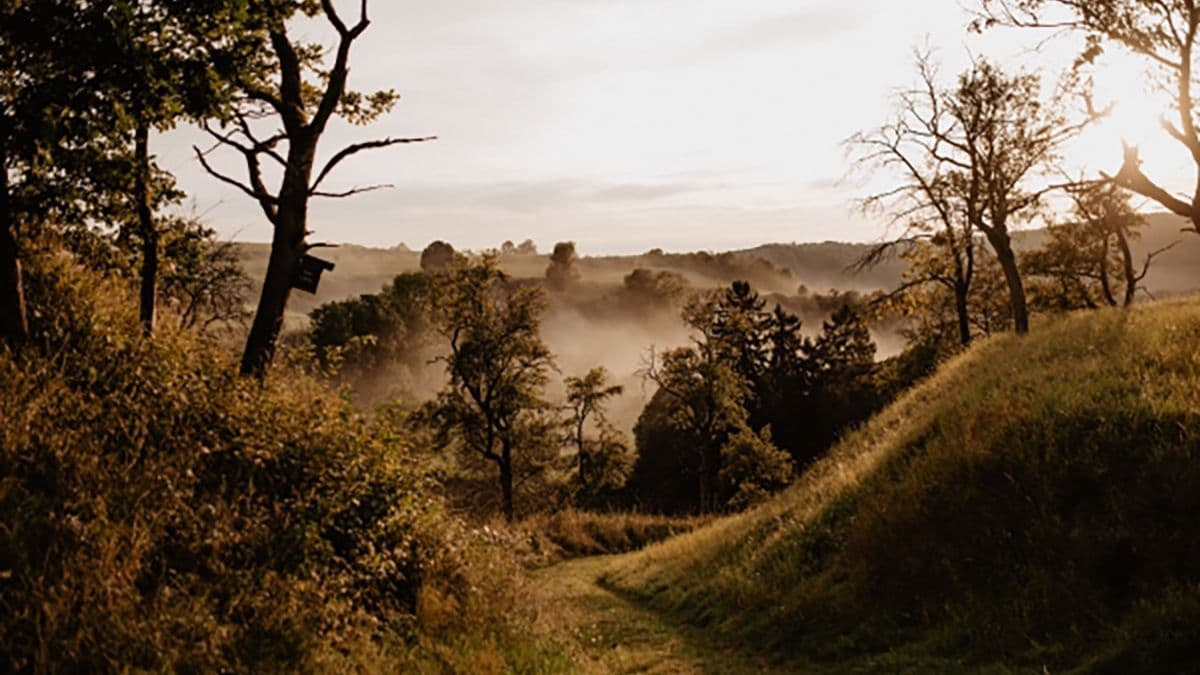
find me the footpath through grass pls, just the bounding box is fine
[532,552,1011,674]
[531,555,786,674]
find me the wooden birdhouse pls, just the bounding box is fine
[293,254,336,294]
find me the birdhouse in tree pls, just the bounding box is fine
[293,254,335,294]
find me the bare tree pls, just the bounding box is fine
[978,1,1200,233]
[195,1,434,377]
[854,52,1089,335]
[849,52,980,347]
[158,218,253,333]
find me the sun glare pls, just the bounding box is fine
[1068,55,1194,195]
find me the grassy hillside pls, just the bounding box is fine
[600,297,1200,673]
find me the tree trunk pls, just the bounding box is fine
[956,239,975,347]
[578,444,590,497]
[575,420,589,495]
[954,282,971,347]
[500,441,515,522]
[0,140,28,350]
[1097,236,1117,307]
[985,230,1029,335]
[1114,226,1138,307]
[240,212,303,377]
[134,120,158,336]
[239,141,315,378]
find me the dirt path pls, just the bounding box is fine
[531,556,787,674]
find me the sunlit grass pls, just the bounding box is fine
[599,297,1200,672]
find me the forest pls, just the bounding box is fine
[4,1,1200,673]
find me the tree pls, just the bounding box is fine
[849,52,981,347]
[629,388,703,513]
[157,217,252,332]
[856,52,1087,335]
[424,257,557,521]
[563,367,631,503]
[420,241,457,272]
[643,346,748,514]
[630,281,889,513]
[621,268,688,312]
[195,1,435,378]
[0,1,103,348]
[791,305,880,465]
[806,305,877,378]
[1025,183,1171,310]
[643,293,757,514]
[90,1,232,335]
[545,241,581,291]
[718,426,794,510]
[309,272,436,403]
[709,281,770,385]
[0,1,256,342]
[978,1,1200,234]
[874,239,1012,344]
[764,304,806,378]
[0,6,35,347]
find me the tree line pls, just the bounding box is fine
[310,245,936,519]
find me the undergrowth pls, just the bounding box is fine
[0,252,564,672]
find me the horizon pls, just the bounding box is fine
[230,209,1190,258]
[159,0,1194,256]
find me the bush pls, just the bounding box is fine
[0,253,547,671]
[516,510,709,565]
[718,426,793,510]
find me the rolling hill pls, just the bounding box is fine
[235,214,1200,326]
[593,296,1200,672]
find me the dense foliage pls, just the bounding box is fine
[629,282,920,514]
[0,253,550,671]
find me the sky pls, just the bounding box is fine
[155,0,1192,254]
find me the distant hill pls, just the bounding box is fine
[234,242,802,324]
[1121,213,1200,295]
[234,213,1200,325]
[745,213,1200,296]
[739,240,901,293]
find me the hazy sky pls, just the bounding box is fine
[156,0,1189,254]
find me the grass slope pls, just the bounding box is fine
[601,297,1200,673]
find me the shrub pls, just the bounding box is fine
[515,510,709,565]
[718,426,794,510]
[0,252,541,671]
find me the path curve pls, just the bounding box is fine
[531,555,788,674]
